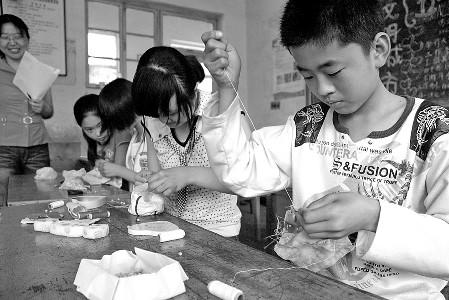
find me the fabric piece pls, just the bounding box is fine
[34,166,57,180]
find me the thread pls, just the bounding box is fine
[48,200,64,209]
[223,70,352,283]
[207,280,243,300]
[224,71,293,206]
[88,211,110,219]
[231,242,337,283]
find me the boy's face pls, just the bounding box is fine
[291,40,379,114]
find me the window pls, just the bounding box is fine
[87,0,219,92]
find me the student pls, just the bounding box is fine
[200,0,449,298]
[131,46,241,237]
[96,78,148,187]
[73,94,131,171]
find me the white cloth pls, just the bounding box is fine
[34,166,57,180]
[74,248,188,300]
[201,94,449,300]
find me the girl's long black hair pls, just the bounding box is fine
[73,94,105,165]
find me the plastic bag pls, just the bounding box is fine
[274,205,354,272]
[34,166,58,180]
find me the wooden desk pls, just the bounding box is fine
[0,202,382,300]
[7,174,129,206]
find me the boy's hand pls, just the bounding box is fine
[201,30,241,90]
[297,192,380,239]
[147,167,189,196]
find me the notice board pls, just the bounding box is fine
[380,0,449,106]
[1,0,66,75]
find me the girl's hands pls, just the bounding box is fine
[201,30,241,90]
[146,167,189,196]
[137,170,152,182]
[286,192,380,239]
[97,160,121,178]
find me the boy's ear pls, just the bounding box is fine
[371,32,391,68]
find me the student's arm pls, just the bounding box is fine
[201,91,294,197]
[356,135,449,279]
[147,166,233,196]
[97,160,144,184]
[202,30,241,114]
[200,30,293,197]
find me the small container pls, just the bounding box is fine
[48,200,65,210]
[74,195,107,209]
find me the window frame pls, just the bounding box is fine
[85,0,220,88]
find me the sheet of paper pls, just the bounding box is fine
[12,51,59,100]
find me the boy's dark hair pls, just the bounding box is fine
[132,46,204,127]
[99,78,135,131]
[73,93,102,165]
[280,0,384,54]
[0,14,30,59]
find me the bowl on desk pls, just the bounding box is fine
[73,195,107,209]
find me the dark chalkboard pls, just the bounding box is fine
[380,0,449,106]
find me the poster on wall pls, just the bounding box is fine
[272,37,305,102]
[1,0,66,75]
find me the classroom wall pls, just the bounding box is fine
[45,0,248,146]
[245,0,307,128]
[45,0,300,158]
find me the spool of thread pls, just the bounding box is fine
[77,211,90,219]
[88,211,110,219]
[207,280,243,300]
[48,200,64,210]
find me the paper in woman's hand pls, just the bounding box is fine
[12,51,59,100]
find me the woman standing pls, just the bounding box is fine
[0,14,54,205]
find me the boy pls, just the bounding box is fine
[200,0,449,299]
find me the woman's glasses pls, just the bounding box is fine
[0,33,25,43]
